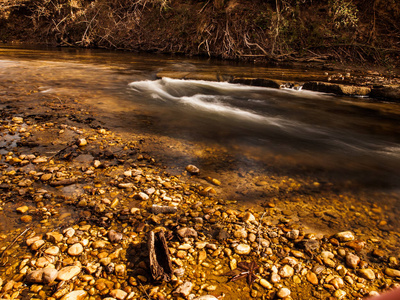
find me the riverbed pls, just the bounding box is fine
[1,46,400,300]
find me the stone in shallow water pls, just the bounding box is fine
[345,253,360,269]
[108,230,123,243]
[45,246,60,256]
[185,165,199,174]
[306,271,319,285]
[173,281,193,297]
[359,269,376,280]
[109,289,128,300]
[21,215,33,223]
[336,231,355,242]
[46,232,63,243]
[177,227,197,238]
[68,243,83,256]
[277,287,291,298]
[60,290,87,300]
[26,270,43,283]
[194,296,219,300]
[42,268,58,284]
[234,244,251,255]
[16,206,29,214]
[57,266,81,281]
[279,265,294,278]
[385,268,400,277]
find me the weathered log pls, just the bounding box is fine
[148,230,174,282]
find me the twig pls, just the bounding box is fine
[139,281,151,300]
[0,227,31,266]
[49,141,75,160]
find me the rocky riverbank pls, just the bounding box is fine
[1,73,400,300]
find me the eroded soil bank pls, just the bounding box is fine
[1,51,400,299]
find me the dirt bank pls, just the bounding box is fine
[1,0,400,71]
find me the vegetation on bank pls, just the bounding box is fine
[0,0,399,67]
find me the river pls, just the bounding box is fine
[1,45,400,247]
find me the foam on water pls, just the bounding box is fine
[128,77,400,163]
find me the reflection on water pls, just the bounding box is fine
[1,45,400,237]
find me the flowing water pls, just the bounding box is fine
[1,46,400,244]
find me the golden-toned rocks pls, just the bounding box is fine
[57,266,82,281]
[67,243,84,256]
[234,244,251,255]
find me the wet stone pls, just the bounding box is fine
[44,246,60,256]
[108,230,123,243]
[60,290,87,300]
[57,266,81,281]
[277,287,291,298]
[336,231,355,242]
[185,165,199,175]
[279,265,294,278]
[384,268,400,277]
[234,243,251,255]
[42,268,58,284]
[68,243,83,256]
[21,215,33,223]
[46,232,64,243]
[306,271,319,285]
[173,281,193,297]
[16,206,29,213]
[177,227,197,238]
[109,289,128,300]
[31,239,45,251]
[359,269,376,280]
[26,270,44,283]
[346,253,360,269]
[286,229,300,240]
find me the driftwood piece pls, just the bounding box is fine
[148,230,174,282]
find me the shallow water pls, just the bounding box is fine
[1,45,400,240]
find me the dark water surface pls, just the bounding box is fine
[1,46,400,238]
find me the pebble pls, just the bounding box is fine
[57,266,81,281]
[333,289,346,299]
[21,215,33,223]
[44,246,60,256]
[385,268,400,277]
[109,289,128,300]
[336,231,355,242]
[26,270,44,283]
[234,244,251,255]
[46,232,64,243]
[108,230,123,243]
[306,271,319,285]
[259,278,273,289]
[359,269,376,280]
[345,253,360,269]
[16,206,29,214]
[76,138,87,147]
[60,290,87,300]
[277,287,291,298]
[279,265,294,278]
[242,212,256,223]
[177,227,197,238]
[42,268,58,284]
[194,296,218,300]
[31,239,45,251]
[173,281,193,297]
[68,243,83,256]
[185,165,199,174]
